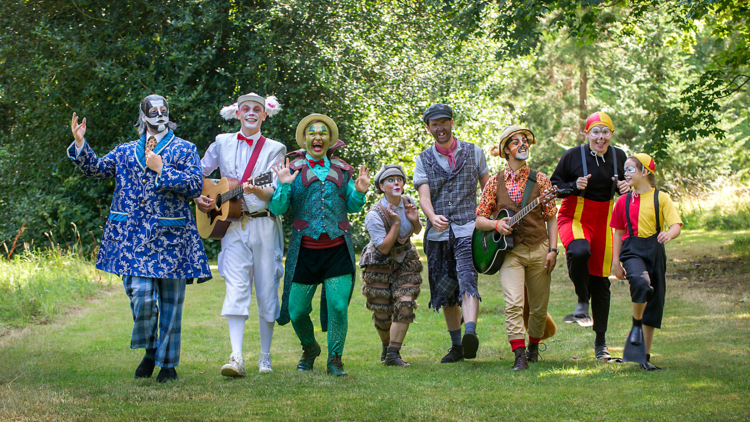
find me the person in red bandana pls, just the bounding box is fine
[195,92,286,376]
[550,111,629,362]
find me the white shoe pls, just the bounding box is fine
[220,352,246,377]
[258,352,273,373]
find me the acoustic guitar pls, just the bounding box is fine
[471,187,568,275]
[196,171,273,239]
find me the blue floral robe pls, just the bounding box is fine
[67,130,211,281]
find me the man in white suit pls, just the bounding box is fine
[195,92,285,375]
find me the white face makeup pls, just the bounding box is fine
[237,101,266,132]
[381,176,404,197]
[623,160,644,186]
[142,99,169,133]
[587,124,613,153]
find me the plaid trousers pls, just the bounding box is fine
[122,276,187,368]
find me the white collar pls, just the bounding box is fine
[146,129,169,143]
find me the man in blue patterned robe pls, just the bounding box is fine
[67,94,211,382]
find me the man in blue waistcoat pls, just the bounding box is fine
[270,114,369,376]
[414,104,489,363]
[68,94,211,382]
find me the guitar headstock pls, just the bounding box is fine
[252,171,274,189]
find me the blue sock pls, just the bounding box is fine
[465,322,476,336]
[449,329,462,346]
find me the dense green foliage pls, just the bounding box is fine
[1,0,748,255]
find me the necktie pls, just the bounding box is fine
[145,136,157,161]
[238,133,253,146]
[308,159,325,168]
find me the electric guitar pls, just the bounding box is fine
[196,171,274,239]
[471,187,569,275]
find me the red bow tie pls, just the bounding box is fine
[237,133,254,146]
[308,159,326,168]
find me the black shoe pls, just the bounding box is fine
[156,367,177,383]
[462,333,479,359]
[526,343,539,363]
[134,355,156,379]
[380,344,388,364]
[513,347,528,370]
[297,341,322,371]
[384,348,410,367]
[595,345,623,363]
[622,327,647,365]
[641,354,663,371]
[440,345,464,363]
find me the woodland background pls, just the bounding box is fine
[1,0,749,257]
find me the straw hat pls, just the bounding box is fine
[494,125,536,159]
[295,114,339,150]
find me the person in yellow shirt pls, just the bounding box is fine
[611,153,682,371]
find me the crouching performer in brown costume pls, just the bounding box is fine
[359,165,423,366]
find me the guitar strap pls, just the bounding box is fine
[239,135,267,184]
[521,169,537,208]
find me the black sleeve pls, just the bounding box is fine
[550,149,580,198]
[616,148,628,182]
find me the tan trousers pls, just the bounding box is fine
[499,241,551,341]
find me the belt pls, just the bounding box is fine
[240,210,276,220]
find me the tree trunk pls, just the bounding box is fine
[578,58,588,144]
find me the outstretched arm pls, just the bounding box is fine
[67,112,116,178]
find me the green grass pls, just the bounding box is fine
[1,231,749,421]
[0,248,118,334]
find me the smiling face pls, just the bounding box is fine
[624,158,647,187]
[587,124,613,154]
[427,117,453,146]
[504,133,530,161]
[304,121,331,160]
[236,101,266,135]
[380,176,404,199]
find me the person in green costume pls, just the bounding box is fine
[270,114,370,376]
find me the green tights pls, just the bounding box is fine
[288,274,353,356]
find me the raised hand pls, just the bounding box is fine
[355,165,370,193]
[145,150,163,174]
[71,112,87,147]
[386,203,401,225]
[272,158,300,185]
[404,201,419,223]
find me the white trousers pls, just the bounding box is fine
[218,215,284,322]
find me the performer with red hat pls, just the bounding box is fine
[550,111,629,362]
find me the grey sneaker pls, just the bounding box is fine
[220,352,246,377]
[258,352,273,374]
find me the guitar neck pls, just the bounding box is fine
[508,197,541,227]
[217,178,254,207]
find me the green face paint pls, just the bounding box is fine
[305,122,331,160]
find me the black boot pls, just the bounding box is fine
[380,344,388,364]
[134,350,156,379]
[297,341,322,371]
[640,354,663,371]
[513,347,528,370]
[526,343,539,363]
[462,333,479,359]
[384,348,410,367]
[440,345,464,363]
[156,367,177,383]
[623,326,647,364]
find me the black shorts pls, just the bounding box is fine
[292,243,354,285]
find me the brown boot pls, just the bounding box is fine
[380,344,388,363]
[513,347,528,370]
[384,348,410,367]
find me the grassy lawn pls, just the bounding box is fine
[1,230,749,421]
